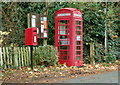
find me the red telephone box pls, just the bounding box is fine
[55,8,83,66]
[25,27,38,46]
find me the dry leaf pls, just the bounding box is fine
[29,71,33,74]
[28,68,31,71]
[43,68,47,71]
[71,75,74,78]
[34,69,38,72]
[59,72,62,75]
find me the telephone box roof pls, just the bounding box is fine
[56,8,83,14]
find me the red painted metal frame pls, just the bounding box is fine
[55,8,83,66]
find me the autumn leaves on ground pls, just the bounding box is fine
[2,61,119,83]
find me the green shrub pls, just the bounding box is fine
[33,45,58,66]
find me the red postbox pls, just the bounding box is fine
[25,27,38,46]
[55,8,83,66]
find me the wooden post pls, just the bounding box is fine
[23,47,26,66]
[9,47,12,67]
[3,47,6,69]
[28,47,31,65]
[17,47,21,68]
[14,47,18,68]
[90,42,95,65]
[33,47,36,65]
[21,47,24,67]
[43,0,48,46]
[0,32,3,69]
[26,47,29,66]
[6,47,10,68]
[27,13,30,28]
[0,47,2,69]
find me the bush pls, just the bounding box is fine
[33,45,58,66]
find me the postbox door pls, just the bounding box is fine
[57,20,70,61]
[32,29,38,45]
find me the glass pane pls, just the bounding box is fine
[60,26,67,30]
[60,35,67,39]
[61,55,67,60]
[58,30,67,35]
[76,46,80,50]
[68,25,69,29]
[76,26,80,30]
[60,51,67,60]
[68,56,69,60]
[60,20,67,24]
[60,46,67,49]
[76,21,81,25]
[76,41,80,45]
[76,56,81,60]
[68,35,70,39]
[76,51,80,55]
[64,56,67,60]
[68,21,69,24]
[76,36,81,40]
[76,31,80,35]
[60,51,67,55]
[60,41,69,45]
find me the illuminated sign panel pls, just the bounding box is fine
[57,13,71,16]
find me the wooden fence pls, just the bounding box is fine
[0,46,58,69]
[0,47,34,69]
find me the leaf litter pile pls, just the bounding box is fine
[2,62,118,83]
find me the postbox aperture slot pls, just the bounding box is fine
[33,30,37,32]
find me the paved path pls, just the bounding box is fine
[56,71,119,83]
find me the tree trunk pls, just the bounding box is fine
[90,42,95,65]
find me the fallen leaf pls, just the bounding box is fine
[34,69,38,72]
[29,71,33,74]
[60,72,62,74]
[43,68,47,71]
[71,75,74,78]
[28,68,31,71]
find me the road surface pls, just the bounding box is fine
[56,71,119,83]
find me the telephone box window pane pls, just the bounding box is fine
[76,51,80,55]
[60,46,67,49]
[76,31,80,35]
[76,21,81,25]
[76,36,81,40]
[60,41,69,45]
[64,56,67,60]
[60,51,67,60]
[60,35,67,39]
[76,56,81,60]
[76,26,80,30]
[68,30,70,35]
[76,46,80,50]
[68,56,69,60]
[68,21,69,24]
[59,30,67,35]
[60,20,67,24]
[68,25,69,29]
[60,51,67,55]
[61,55,66,60]
[76,41,80,45]
[68,35,70,39]
[60,26,67,30]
